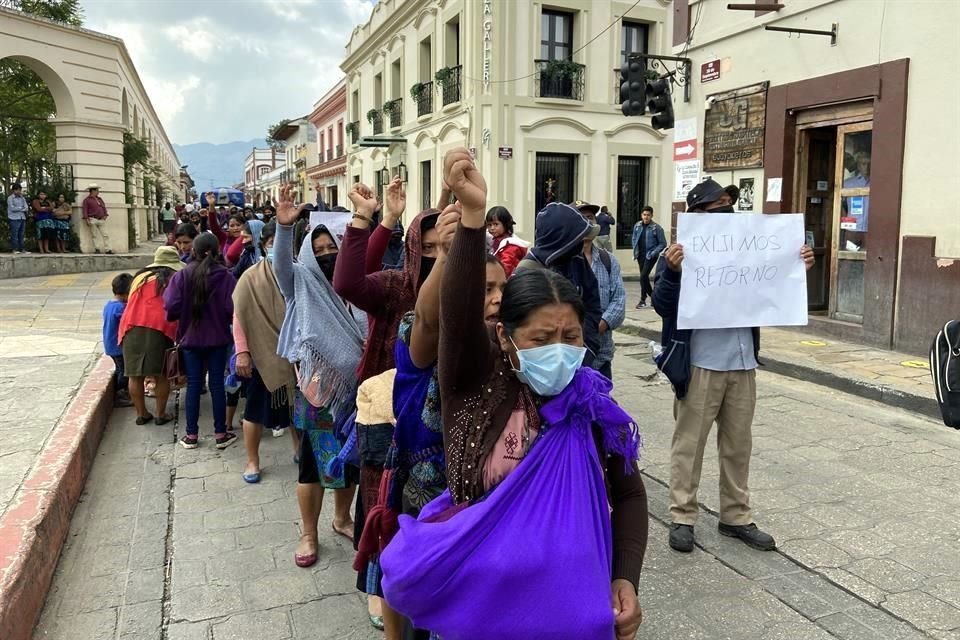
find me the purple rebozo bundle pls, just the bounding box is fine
[381,367,642,640]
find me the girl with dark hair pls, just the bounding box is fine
[163,233,238,450]
[380,149,647,640]
[119,246,184,425]
[485,205,529,277]
[272,185,364,568]
[173,223,198,262]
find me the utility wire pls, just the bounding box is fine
[458,0,644,86]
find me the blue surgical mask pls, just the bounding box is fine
[510,338,586,397]
[255,213,264,220]
[265,248,274,264]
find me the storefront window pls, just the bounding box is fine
[838,130,871,253]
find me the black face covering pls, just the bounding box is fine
[710,205,736,213]
[418,256,437,287]
[316,253,337,281]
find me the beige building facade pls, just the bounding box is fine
[0,7,181,252]
[342,0,672,268]
[273,118,318,205]
[665,0,960,353]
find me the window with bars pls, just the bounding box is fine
[615,156,649,251]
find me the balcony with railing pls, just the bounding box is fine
[348,121,359,144]
[437,65,462,107]
[384,98,402,129]
[336,144,343,158]
[413,81,433,117]
[535,59,586,101]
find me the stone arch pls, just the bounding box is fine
[438,121,467,143]
[3,55,76,118]
[603,121,668,140]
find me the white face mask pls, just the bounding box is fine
[509,337,586,397]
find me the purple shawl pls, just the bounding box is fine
[380,367,641,639]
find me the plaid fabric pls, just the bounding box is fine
[588,249,626,368]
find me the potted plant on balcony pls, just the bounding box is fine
[345,121,358,140]
[410,82,427,100]
[434,67,455,90]
[541,58,582,99]
[382,100,399,115]
[366,108,382,124]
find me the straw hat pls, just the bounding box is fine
[147,246,184,271]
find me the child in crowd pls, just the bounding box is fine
[103,273,134,407]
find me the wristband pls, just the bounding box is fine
[352,213,372,223]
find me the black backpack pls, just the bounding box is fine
[930,320,960,429]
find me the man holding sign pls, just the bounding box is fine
[653,178,814,554]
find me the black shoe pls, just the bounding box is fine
[215,432,238,450]
[135,413,154,426]
[669,523,695,552]
[718,522,777,551]
[635,300,647,309]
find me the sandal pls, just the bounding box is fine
[135,413,154,426]
[368,615,384,631]
[154,414,174,426]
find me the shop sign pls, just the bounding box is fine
[703,82,768,172]
[498,147,513,159]
[701,59,720,83]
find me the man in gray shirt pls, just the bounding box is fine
[653,179,815,554]
[6,183,28,253]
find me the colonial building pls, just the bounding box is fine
[306,80,349,207]
[664,0,959,354]
[271,118,318,205]
[243,147,284,206]
[342,0,671,267]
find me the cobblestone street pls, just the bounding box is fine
[31,331,959,640]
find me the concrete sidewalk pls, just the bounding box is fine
[621,280,938,418]
[33,340,955,639]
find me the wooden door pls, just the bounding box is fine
[794,127,836,311]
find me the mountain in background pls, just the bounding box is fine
[173,139,268,191]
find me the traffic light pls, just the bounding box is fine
[619,59,645,117]
[645,77,675,130]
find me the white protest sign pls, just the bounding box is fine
[676,213,808,330]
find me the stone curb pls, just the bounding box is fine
[618,323,940,420]
[0,253,153,280]
[0,356,114,640]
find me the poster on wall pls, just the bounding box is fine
[674,161,700,202]
[703,82,769,172]
[737,178,754,211]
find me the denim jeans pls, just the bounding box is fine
[8,218,25,251]
[110,354,128,395]
[181,345,229,437]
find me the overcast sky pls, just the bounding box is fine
[83,0,374,145]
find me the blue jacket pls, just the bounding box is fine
[631,221,666,261]
[651,256,760,399]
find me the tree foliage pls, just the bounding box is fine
[266,119,291,151]
[0,61,57,191]
[0,0,83,26]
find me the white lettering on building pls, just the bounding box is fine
[483,0,493,90]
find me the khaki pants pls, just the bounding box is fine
[86,218,110,252]
[669,366,756,526]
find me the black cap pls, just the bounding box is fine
[686,179,725,211]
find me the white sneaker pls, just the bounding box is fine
[272,427,286,438]
[13,250,21,254]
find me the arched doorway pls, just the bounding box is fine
[0,55,77,251]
